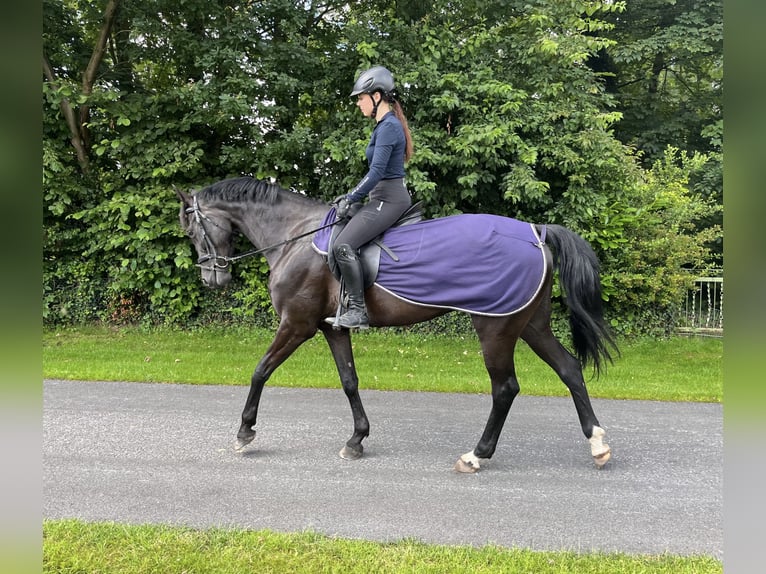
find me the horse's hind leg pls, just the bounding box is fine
[321,325,370,460]
[521,309,611,468]
[454,317,521,473]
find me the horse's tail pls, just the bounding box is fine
[543,224,619,376]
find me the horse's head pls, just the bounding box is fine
[176,187,234,288]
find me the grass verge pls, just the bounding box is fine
[43,325,722,402]
[43,519,722,574]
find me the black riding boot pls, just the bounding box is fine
[330,244,369,329]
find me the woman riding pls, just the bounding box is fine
[328,65,415,329]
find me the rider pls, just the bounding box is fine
[327,65,414,329]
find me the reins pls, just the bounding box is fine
[223,219,340,263]
[186,196,340,268]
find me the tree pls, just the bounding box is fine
[595,0,723,259]
[599,0,722,162]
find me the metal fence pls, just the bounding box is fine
[678,272,723,337]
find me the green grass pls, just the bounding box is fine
[43,325,722,402]
[43,519,721,574]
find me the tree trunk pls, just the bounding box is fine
[42,0,122,174]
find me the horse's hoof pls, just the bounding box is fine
[235,429,256,451]
[593,448,611,468]
[453,459,479,473]
[453,452,481,473]
[339,445,363,460]
[588,426,610,468]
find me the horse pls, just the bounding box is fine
[176,176,618,472]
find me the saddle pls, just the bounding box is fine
[325,201,424,288]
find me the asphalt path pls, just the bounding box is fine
[43,379,722,558]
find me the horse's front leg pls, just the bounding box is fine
[320,325,370,460]
[236,322,313,450]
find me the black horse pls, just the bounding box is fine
[177,176,617,472]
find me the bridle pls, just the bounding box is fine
[185,195,341,270]
[185,195,232,272]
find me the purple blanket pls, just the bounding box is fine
[312,210,547,316]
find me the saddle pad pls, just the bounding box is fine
[312,210,546,316]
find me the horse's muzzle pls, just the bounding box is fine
[200,267,232,288]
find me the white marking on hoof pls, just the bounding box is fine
[589,426,611,468]
[454,451,482,473]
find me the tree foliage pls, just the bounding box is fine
[599,0,722,162]
[43,0,722,333]
[595,0,723,257]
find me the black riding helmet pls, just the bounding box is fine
[350,66,395,97]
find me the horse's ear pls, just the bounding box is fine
[173,185,192,206]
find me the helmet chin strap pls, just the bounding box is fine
[368,93,380,119]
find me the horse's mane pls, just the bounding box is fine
[197,176,322,207]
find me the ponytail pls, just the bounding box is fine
[390,99,414,163]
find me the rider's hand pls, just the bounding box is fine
[334,195,351,219]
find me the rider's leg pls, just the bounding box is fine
[332,243,369,329]
[327,185,411,329]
